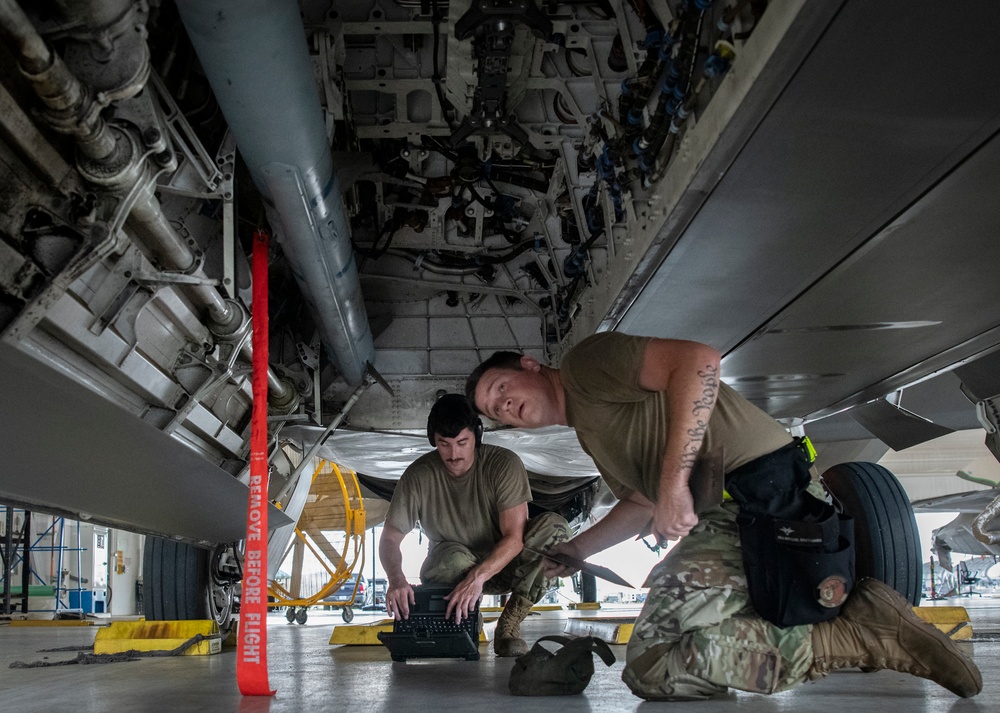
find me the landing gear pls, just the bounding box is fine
[208,542,241,632]
[143,537,242,637]
[822,461,922,605]
[571,571,598,603]
[580,572,598,603]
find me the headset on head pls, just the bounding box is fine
[427,394,484,448]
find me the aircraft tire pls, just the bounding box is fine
[821,461,922,605]
[580,571,598,602]
[143,536,211,621]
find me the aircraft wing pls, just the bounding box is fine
[912,490,1000,515]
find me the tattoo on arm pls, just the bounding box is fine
[678,364,719,471]
[679,421,706,470]
[692,364,719,416]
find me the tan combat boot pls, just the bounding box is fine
[494,593,534,657]
[810,577,981,697]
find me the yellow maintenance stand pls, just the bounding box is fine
[269,460,368,624]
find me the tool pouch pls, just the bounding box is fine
[726,439,855,628]
[509,635,616,696]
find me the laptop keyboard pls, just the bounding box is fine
[396,614,475,635]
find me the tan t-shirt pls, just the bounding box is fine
[561,332,792,502]
[385,444,532,558]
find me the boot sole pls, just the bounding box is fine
[494,637,529,657]
[858,578,982,697]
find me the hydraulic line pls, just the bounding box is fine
[0,0,119,162]
[618,26,676,135]
[385,238,539,276]
[430,0,457,129]
[0,0,294,405]
[635,2,709,181]
[127,180,230,321]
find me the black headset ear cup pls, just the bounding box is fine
[474,417,484,447]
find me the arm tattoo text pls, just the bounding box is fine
[679,420,707,470]
[678,364,718,471]
[692,364,719,416]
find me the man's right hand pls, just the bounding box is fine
[652,480,699,544]
[540,539,586,578]
[385,581,415,620]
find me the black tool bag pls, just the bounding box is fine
[725,439,855,628]
[509,635,616,696]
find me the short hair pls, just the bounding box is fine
[427,393,483,445]
[465,351,523,414]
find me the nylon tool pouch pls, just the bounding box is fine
[509,635,616,696]
[726,439,855,628]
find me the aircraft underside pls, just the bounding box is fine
[1,0,999,569]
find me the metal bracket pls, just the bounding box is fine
[216,131,238,299]
[975,395,1000,463]
[975,396,999,435]
[366,361,395,397]
[449,0,551,148]
[130,270,220,287]
[148,72,225,197]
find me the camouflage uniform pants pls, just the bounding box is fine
[420,512,571,603]
[622,502,815,699]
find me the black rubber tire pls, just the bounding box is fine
[143,536,210,621]
[580,572,598,603]
[341,606,355,623]
[295,607,308,625]
[821,461,922,605]
[285,607,297,623]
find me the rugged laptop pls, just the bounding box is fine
[377,586,480,662]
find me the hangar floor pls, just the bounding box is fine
[1,597,997,712]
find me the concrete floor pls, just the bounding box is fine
[1,597,997,713]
